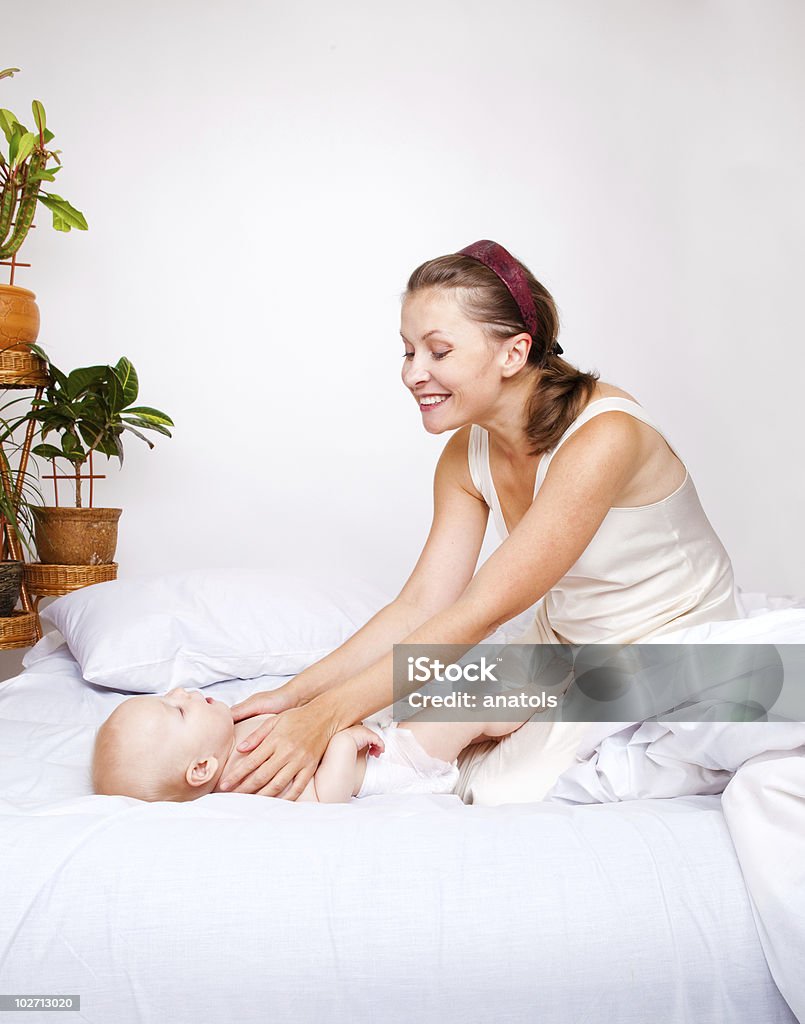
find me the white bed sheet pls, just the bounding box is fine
[0,642,796,1024]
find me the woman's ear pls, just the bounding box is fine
[500,332,533,377]
[186,756,219,788]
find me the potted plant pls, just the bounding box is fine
[0,67,87,352]
[0,395,40,610]
[0,483,24,613]
[24,348,174,565]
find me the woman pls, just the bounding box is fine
[219,239,740,799]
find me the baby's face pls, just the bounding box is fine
[146,687,235,757]
[104,687,235,799]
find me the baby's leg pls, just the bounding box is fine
[399,714,524,763]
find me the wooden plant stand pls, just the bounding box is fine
[0,348,48,650]
[24,562,119,620]
[0,353,120,649]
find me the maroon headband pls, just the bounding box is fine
[457,239,563,360]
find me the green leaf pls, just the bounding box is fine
[124,405,174,427]
[93,434,115,456]
[32,443,65,460]
[49,364,69,388]
[0,69,20,81]
[122,422,156,448]
[62,432,79,454]
[37,367,71,395]
[31,100,46,135]
[113,357,138,406]
[27,341,52,362]
[43,128,54,144]
[37,193,89,232]
[14,131,35,167]
[26,166,60,183]
[94,432,124,466]
[8,128,20,165]
[41,404,77,423]
[0,109,19,144]
[72,397,106,421]
[76,418,106,449]
[122,417,172,438]
[107,369,125,414]
[36,416,74,437]
[65,365,107,399]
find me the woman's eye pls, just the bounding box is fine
[432,352,448,360]
[402,352,413,360]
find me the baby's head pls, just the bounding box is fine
[92,687,235,802]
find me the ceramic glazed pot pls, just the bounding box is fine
[0,285,41,353]
[0,560,24,615]
[32,507,123,566]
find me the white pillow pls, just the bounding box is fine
[27,568,391,692]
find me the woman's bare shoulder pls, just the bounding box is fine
[561,381,645,460]
[592,381,641,404]
[439,425,485,501]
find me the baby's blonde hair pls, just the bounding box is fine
[92,706,190,802]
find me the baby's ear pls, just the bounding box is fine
[186,756,219,788]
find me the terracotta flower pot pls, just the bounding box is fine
[0,560,24,616]
[0,284,41,353]
[32,507,123,566]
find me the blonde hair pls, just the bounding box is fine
[91,709,190,802]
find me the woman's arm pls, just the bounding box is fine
[220,414,641,799]
[222,427,489,789]
[314,412,646,729]
[231,425,490,720]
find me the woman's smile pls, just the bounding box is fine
[417,393,452,412]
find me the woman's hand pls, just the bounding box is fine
[219,697,337,800]
[230,681,306,733]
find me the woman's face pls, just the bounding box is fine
[400,288,526,434]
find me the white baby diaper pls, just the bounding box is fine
[356,721,459,798]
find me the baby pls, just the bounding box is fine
[91,687,524,803]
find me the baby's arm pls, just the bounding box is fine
[296,725,384,803]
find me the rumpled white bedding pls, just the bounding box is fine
[0,633,798,1023]
[546,606,805,1023]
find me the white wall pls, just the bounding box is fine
[2,0,803,679]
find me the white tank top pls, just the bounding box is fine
[468,397,742,644]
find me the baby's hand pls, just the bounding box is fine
[343,724,385,758]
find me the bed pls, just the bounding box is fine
[0,574,802,1024]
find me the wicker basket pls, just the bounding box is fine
[0,349,50,389]
[0,610,39,650]
[24,562,118,596]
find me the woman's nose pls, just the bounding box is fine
[402,356,430,388]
